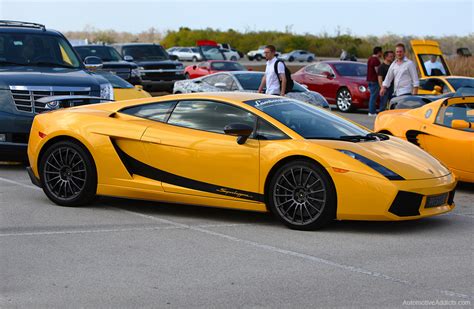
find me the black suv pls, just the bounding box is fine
[74,44,142,85]
[112,43,184,92]
[0,20,113,161]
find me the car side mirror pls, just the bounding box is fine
[192,65,197,70]
[214,82,227,89]
[432,85,442,94]
[84,56,103,71]
[323,71,334,79]
[124,55,134,62]
[451,119,472,130]
[224,123,254,145]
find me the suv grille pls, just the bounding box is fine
[10,86,91,114]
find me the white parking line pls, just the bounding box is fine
[0,176,41,191]
[114,207,474,301]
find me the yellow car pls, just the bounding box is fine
[411,40,474,95]
[26,93,456,230]
[375,96,473,183]
[96,71,151,101]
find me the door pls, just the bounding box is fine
[141,99,261,202]
[410,40,451,78]
[301,64,324,93]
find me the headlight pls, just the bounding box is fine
[100,83,114,101]
[358,85,367,92]
[337,149,404,180]
[176,63,184,69]
[131,67,142,77]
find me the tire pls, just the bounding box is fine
[184,73,190,79]
[255,54,262,61]
[39,140,97,207]
[288,56,295,62]
[336,88,354,112]
[307,57,314,62]
[192,56,198,62]
[248,56,254,61]
[268,160,336,230]
[230,56,237,61]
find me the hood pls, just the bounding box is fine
[102,61,136,69]
[0,66,107,90]
[309,138,451,180]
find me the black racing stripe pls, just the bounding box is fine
[111,139,264,202]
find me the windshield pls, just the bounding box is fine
[244,98,369,139]
[234,73,306,92]
[94,71,133,88]
[75,46,122,62]
[418,54,450,76]
[447,78,474,90]
[210,61,246,71]
[333,63,367,77]
[122,45,168,61]
[0,33,81,68]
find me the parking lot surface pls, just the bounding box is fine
[1,113,473,308]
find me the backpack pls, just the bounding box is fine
[274,59,294,94]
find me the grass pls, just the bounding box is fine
[446,57,474,76]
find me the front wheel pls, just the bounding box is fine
[336,88,354,112]
[307,57,314,62]
[184,73,190,79]
[230,56,237,61]
[39,140,97,207]
[268,160,336,230]
[255,54,262,61]
[288,56,295,62]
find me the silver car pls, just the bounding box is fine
[279,50,316,62]
[173,71,329,108]
[173,47,203,62]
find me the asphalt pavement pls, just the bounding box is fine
[0,113,473,308]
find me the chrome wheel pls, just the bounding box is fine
[336,89,352,112]
[43,146,86,201]
[272,165,327,226]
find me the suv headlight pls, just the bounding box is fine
[337,149,404,180]
[100,83,114,101]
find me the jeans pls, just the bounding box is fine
[379,87,393,112]
[368,81,379,114]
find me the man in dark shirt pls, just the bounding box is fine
[367,46,382,116]
[378,50,395,111]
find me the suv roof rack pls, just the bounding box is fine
[0,20,46,31]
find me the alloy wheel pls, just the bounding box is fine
[337,89,352,112]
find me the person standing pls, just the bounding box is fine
[377,50,394,111]
[258,45,286,96]
[380,43,419,98]
[367,46,382,116]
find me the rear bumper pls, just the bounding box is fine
[26,166,41,187]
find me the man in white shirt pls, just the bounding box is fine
[380,43,419,97]
[424,55,446,75]
[258,45,287,96]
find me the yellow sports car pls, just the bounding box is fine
[411,40,474,95]
[375,96,473,183]
[26,93,456,230]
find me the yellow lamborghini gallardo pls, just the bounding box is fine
[27,93,457,230]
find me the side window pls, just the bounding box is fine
[167,100,256,134]
[318,63,333,75]
[198,62,209,68]
[120,101,176,122]
[300,51,307,55]
[435,103,472,130]
[256,118,289,140]
[305,64,320,75]
[203,74,224,86]
[220,75,238,90]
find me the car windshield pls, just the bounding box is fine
[234,73,306,93]
[95,71,133,88]
[122,45,169,61]
[447,78,474,90]
[75,46,122,62]
[244,97,370,139]
[0,33,81,68]
[333,63,367,77]
[210,61,246,71]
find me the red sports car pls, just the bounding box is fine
[292,61,371,112]
[184,60,247,79]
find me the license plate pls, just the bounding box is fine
[425,193,449,208]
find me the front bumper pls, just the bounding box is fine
[0,141,28,162]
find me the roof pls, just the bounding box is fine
[322,60,363,65]
[113,43,162,47]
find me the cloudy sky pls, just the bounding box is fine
[1,0,473,36]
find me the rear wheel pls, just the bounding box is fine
[255,54,262,61]
[336,88,354,112]
[268,160,336,230]
[192,56,198,62]
[288,56,295,62]
[184,73,190,79]
[307,57,314,62]
[230,56,237,61]
[39,140,97,207]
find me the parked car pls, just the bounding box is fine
[247,46,280,61]
[375,96,474,183]
[388,87,474,110]
[184,60,247,79]
[112,43,185,92]
[411,40,474,96]
[279,50,315,62]
[95,71,151,101]
[173,71,329,109]
[0,20,113,162]
[74,44,142,85]
[292,61,369,112]
[166,46,180,54]
[220,48,240,61]
[219,43,244,58]
[173,47,203,62]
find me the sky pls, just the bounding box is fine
[0,0,473,37]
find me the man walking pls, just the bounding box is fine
[258,45,287,96]
[377,50,394,111]
[380,43,419,98]
[367,46,382,116]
